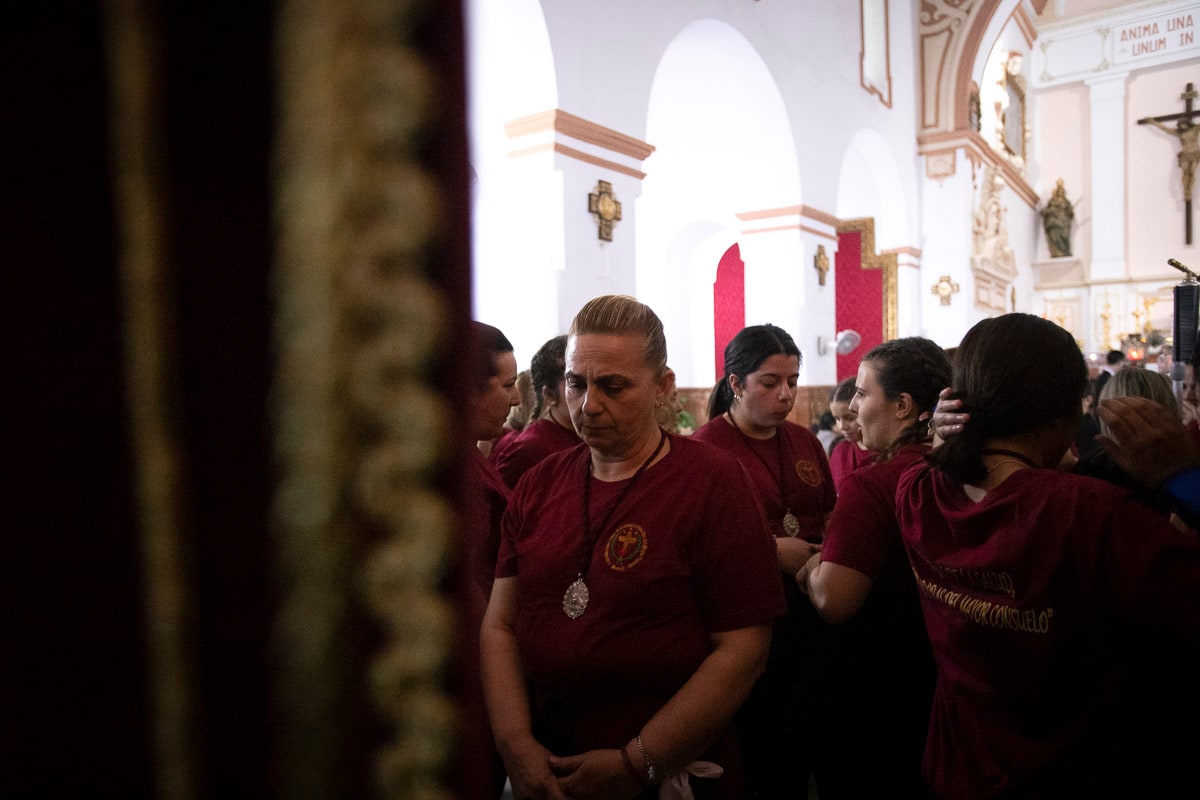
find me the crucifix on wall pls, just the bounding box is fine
[1138,82,1200,244]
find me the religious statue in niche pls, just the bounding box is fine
[972,165,1017,302]
[1040,178,1075,258]
[995,51,1027,172]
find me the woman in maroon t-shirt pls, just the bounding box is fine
[481,296,784,800]
[460,321,521,799]
[692,323,833,800]
[900,313,1200,799]
[826,374,875,491]
[491,334,582,489]
[797,337,950,799]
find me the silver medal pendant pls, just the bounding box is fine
[562,577,590,619]
[783,511,800,537]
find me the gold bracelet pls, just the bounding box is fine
[634,734,658,784]
[619,744,647,786]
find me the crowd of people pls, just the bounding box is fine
[462,296,1200,800]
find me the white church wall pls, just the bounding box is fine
[1031,0,1199,355]
[737,226,811,382]
[639,19,803,388]
[918,150,977,348]
[664,223,730,391]
[1127,60,1200,279]
[466,0,560,364]
[468,2,942,375]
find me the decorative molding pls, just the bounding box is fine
[918,128,1040,207]
[836,217,899,340]
[1014,4,1037,49]
[737,204,841,240]
[975,272,1011,313]
[508,141,648,180]
[505,109,655,160]
[882,245,923,258]
[1033,256,1087,289]
[801,204,842,228]
[1034,0,1192,34]
[1032,0,1200,88]
[919,0,999,134]
[737,204,802,221]
[924,149,958,181]
[800,225,839,241]
[860,0,894,107]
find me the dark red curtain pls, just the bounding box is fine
[713,244,746,378]
[835,229,884,380]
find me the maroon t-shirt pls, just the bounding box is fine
[492,416,582,489]
[691,416,835,542]
[827,438,875,493]
[822,443,926,587]
[460,446,513,796]
[813,444,934,791]
[466,446,511,599]
[897,463,1200,798]
[497,433,786,777]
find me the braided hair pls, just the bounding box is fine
[860,337,952,461]
[927,314,1087,484]
[528,334,567,420]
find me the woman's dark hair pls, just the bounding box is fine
[471,321,514,392]
[529,334,567,419]
[861,336,952,460]
[831,375,857,404]
[927,313,1087,484]
[706,324,801,419]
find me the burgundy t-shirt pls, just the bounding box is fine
[466,446,511,599]
[691,416,835,542]
[828,438,876,493]
[822,443,928,589]
[897,463,1200,798]
[813,444,935,789]
[492,416,582,489]
[497,433,786,766]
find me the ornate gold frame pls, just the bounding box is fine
[835,217,898,341]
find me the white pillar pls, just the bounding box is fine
[502,111,654,337]
[1085,72,1129,282]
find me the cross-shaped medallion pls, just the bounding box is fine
[588,180,622,242]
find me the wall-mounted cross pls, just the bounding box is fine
[931,275,960,306]
[1137,82,1200,244]
[588,180,622,242]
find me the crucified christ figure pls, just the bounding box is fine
[1144,116,1199,202]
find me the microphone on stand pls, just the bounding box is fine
[1171,259,1200,381]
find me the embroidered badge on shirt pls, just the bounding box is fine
[605,523,647,571]
[795,460,822,487]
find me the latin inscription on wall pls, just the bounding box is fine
[1114,13,1195,63]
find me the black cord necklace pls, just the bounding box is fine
[562,428,668,619]
[725,411,800,537]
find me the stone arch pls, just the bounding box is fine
[638,18,802,388]
[918,0,1032,139]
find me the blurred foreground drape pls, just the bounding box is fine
[8,2,474,797]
